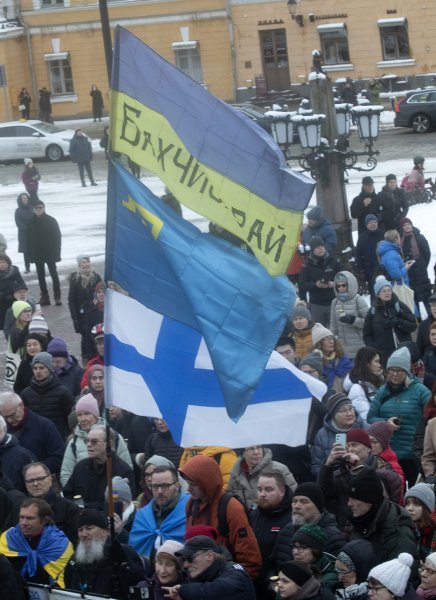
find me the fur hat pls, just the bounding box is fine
[312,323,334,346]
[47,337,68,358]
[374,276,392,297]
[292,523,326,552]
[368,553,413,597]
[306,206,323,222]
[299,350,323,376]
[404,483,435,514]
[31,351,54,374]
[348,470,384,505]
[367,422,394,450]
[346,428,371,449]
[387,346,411,376]
[279,561,313,587]
[293,482,325,512]
[75,394,99,419]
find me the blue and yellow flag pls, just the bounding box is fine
[110,26,314,276]
[105,160,295,420]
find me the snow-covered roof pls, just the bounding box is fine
[0,18,23,33]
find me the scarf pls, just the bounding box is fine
[9,406,30,433]
[402,232,420,260]
[74,268,99,290]
[128,493,189,557]
[349,503,380,535]
[0,524,73,588]
[291,576,320,600]
[417,587,436,599]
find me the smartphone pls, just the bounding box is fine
[335,433,347,448]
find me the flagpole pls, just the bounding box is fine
[98,0,112,83]
[105,413,116,542]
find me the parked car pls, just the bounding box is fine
[231,104,272,133]
[394,88,436,133]
[0,120,75,162]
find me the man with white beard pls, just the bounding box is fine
[64,509,146,598]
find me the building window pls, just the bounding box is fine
[41,0,64,4]
[378,21,410,60]
[45,55,74,95]
[173,43,203,84]
[317,25,350,65]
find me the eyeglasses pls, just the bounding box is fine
[335,568,352,577]
[420,565,436,576]
[388,368,404,375]
[336,406,354,415]
[85,438,104,446]
[25,475,50,485]
[150,482,178,491]
[292,544,309,551]
[367,585,387,594]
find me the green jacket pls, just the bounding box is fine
[313,553,338,590]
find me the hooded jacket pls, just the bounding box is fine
[330,271,369,358]
[302,217,337,253]
[377,240,409,285]
[179,446,237,487]
[0,433,36,492]
[179,455,262,579]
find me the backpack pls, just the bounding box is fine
[217,491,251,538]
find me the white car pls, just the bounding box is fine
[0,120,75,162]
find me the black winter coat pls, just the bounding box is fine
[27,213,61,263]
[15,194,34,253]
[350,190,383,234]
[63,456,135,510]
[423,348,436,389]
[299,253,342,306]
[143,430,183,466]
[401,227,432,302]
[0,265,25,330]
[21,375,74,438]
[0,554,26,600]
[8,409,65,475]
[69,134,93,163]
[355,228,385,282]
[0,434,35,492]
[55,355,83,397]
[417,315,436,357]
[379,185,409,230]
[363,295,417,365]
[67,269,102,332]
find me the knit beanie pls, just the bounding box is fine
[346,428,371,449]
[105,476,132,503]
[312,323,334,346]
[427,552,436,571]
[185,525,219,541]
[400,217,412,228]
[292,303,311,322]
[29,315,49,335]
[292,523,326,552]
[386,174,397,183]
[24,333,47,351]
[24,157,33,166]
[362,176,374,185]
[293,483,325,512]
[309,236,325,252]
[367,422,394,450]
[326,392,352,419]
[279,561,313,587]
[31,351,54,374]
[398,341,420,364]
[348,470,384,505]
[75,394,100,419]
[299,350,323,376]
[13,281,28,292]
[156,540,184,569]
[78,509,108,530]
[12,300,31,319]
[47,337,68,358]
[365,214,378,225]
[387,346,411,376]
[337,540,378,583]
[145,455,175,469]
[368,553,413,597]
[404,483,435,514]
[306,206,323,222]
[374,276,392,297]
[76,254,90,264]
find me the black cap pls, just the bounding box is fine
[175,536,219,558]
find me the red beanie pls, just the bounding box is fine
[346,428,371,449]
[184,525,219,541]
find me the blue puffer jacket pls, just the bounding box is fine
[311,412,366,477]
[302,218,337,253]
[377,240,409,285]
[367,377,430,460]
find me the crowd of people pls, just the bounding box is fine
[1,157,436,600]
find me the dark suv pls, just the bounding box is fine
[394,88,436,133]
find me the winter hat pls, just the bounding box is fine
[387,346,411,376]
[29,315,49,335]
[309,236,325,251]
[398,341,420,364]
[426,552,436,571]
[293,483,325,513]
[31,351,54,374]
[175,536,220,558]
[24,157,33,166]
[106,476,132,503]
[279,561,313,587]
[367,422,394,450]
[386,174,397,183]
[145,455,175,469]
[292,303,311,322]
[156,540,184,569]
[348,470,384,505]
[365,214,378,225]
[400,217,412,228]
[33,199,45,208]
[337,540,378,583]
[185,525,220,541]
[47,337,68,358]
[0,253,11,267]
[374,276,392,297]
[292,523,326,552]
[13,281,28,292]
[404,483,435,514]
[24,333,47,351]
[299,350,323,376]
[368,553,413,597]
[306,206,323,222]
[346,428,371,449]
[312,323,334,346]
[326,392,352,419]
[362,176,374,185]
[75,394,99,419]
[76,254,90,264]
[12,300,31,319]
[78,509,108,530]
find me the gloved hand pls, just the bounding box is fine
[108,539,127,565]
[339,314,355,324]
